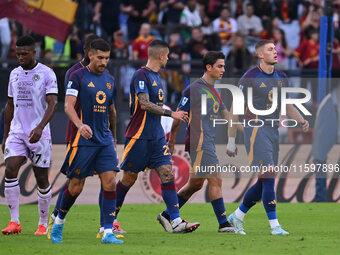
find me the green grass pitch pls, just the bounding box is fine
[1,203,339,255]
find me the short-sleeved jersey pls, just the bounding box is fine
[125,66,166,140]
[8,62,58,139]
[178,78,226,152]
[64,61,85,144]
[238,66,288,128]
[66,66,116,146]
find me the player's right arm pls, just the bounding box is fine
[64,73,93,140]
[1,98,14,153]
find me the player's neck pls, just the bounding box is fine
[22,60,37,70]
[259,62,274,74]
[81,58,90,66]
[201,74,215,86]
[145,61,160,73]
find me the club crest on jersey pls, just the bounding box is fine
[67,81,73,88]
[139,81,144,90]
[181,97,188,106]
[33,74,40,81]
[106,82,112,90]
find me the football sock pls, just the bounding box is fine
[53,183,67,217]
[161,181,180,221]
[58,185,78,219]
[37,185,52,225]
[5,178,20,223]
[211,197,228,224]
[102,190,116,230]
[115,180,130,220]
[164,195,187,216]
[99,186,103,227]
[262,178,277,222]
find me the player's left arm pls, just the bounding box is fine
[108,104,117,145]
[29,94,58,143]
[286,104,309,132]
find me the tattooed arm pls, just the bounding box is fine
[137,93,189,122]
[138,92,165,115]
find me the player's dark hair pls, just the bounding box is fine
[85,34,100,49]
[203,51,225,71]
[90,38,111,52]
[148,40,168,58]
[255,40,274,52]
[16,35,35,47]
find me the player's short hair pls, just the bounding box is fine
[89,38,111,52]
[85,34,100,49]
[203,51,225,71]
[255,40,274,52]
[148,40,169,59]
[16,35,35,47]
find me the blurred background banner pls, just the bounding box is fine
[0,0,78,42]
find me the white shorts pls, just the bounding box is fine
[4,134,52,168]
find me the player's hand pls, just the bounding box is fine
[29,126,43,143]
[79,124,93,139]
[171,111,189,123]
[226,137,237,157]
[300,119,309,132]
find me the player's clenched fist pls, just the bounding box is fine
[171,111,189,122]
[78,124,93,139]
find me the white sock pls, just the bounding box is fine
[235,208,246,221]
[37,185,52,225]
[99,227,104,233]
[269,219,280,228]
[55,216,65,225]
[104,228,112,236]
[172,217,182,227]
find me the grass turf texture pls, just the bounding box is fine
[1,203,339,255]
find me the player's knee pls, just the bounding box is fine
[35,175,50,189]
[68,179,84,196]
[101,176,116,191]
[5,166,18,179]
[122,171,138,187]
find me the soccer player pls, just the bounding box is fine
[157,51,235,233]
[50,39,123,244]
[1,35,58,235]
[46,34,116,240]
[114,40,200,233]
[226,40,309,235]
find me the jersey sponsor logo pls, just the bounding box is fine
[152,80,157,86]
[96,91,107,104]
[139,81,145,90]
[88,82,95,87]
[33,74,40,81]
[158,88,164,101]
[268,89,273,102]
[213,101,219,113]
[106,82,112,90]
[181,97,188,106]
[260,82,267,88]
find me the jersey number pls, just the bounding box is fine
[163,145,170,156]
[31,152,42,164]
